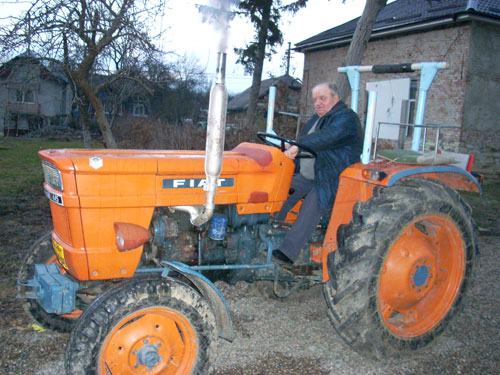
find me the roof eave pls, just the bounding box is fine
[295,13,500,53]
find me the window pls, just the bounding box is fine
[104,102,122,116]
[104,101,113,115]
[16,89,35,103]
[133,103,147,117]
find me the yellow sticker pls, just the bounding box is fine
[52,239,69,270]
[30,324,46,332]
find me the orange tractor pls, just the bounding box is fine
[18,54,481,374]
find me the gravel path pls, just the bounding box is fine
[0,235,498,375]
[212,235,500,375]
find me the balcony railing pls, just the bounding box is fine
[6,102,40,115]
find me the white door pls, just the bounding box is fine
[366,78,410,140]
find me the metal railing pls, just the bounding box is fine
[373,122,460,164]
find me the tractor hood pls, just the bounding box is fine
[39,143,294,210]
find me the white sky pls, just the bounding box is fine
[162,0,369,94]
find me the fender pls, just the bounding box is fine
[162,261,234,342]
[386,165,482,194]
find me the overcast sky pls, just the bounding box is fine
[163,0,370,93]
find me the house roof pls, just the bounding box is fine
[0,53,69,84]
[227,75,301,111]
[295,0,500,52]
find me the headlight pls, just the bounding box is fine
[42,161,63,191]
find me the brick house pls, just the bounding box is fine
[295,0,500,177]
[0,54,73,136]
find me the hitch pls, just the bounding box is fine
[19,263,79,315]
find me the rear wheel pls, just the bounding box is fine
[17,231,81,332]
[65,275,217,375]
[324,178,477,359]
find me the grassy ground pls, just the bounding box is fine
[0,137,101,198]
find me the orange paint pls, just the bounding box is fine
[39,143,294,281]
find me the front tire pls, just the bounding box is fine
[65,275,217,375]
[324,178,477,359]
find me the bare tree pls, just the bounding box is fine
[336,0,388,100]
[0,0,166,148]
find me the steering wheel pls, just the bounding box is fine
[257,132,317,158]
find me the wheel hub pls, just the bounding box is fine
[409,257,436,298]
[413,265,429,287]
[136,342,162,370]
[380,234,437,310]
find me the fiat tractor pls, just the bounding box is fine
[18,53,481,374]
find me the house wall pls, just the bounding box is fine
[0,61,73,134]
[301,22,499,177]
[462,21,500,178]
[38,79,71,118]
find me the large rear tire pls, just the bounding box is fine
[324,178,477,359]
[65,275,217,375]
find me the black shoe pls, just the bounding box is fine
[272,249,294,266]
[270,219,284,229]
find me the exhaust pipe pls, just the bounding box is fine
[173,52,228,227]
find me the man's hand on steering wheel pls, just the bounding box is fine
[257,132,317,159]
[284,145,299,159]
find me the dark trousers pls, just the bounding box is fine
[275,173,327,262]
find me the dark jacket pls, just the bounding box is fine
[297,100,363,210]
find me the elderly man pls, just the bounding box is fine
[272,82,363,265]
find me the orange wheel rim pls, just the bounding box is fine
[99,307,197,375]
[378,214,465,338]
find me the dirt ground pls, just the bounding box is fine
[0,180,499,374]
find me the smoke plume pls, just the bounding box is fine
[197,0,240,52]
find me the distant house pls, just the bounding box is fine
[0,54,73,136]
[227,75,302,128]
[295,0,500,177]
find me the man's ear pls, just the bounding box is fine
[333,94,340,104]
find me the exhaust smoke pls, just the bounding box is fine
[197,0,239,52]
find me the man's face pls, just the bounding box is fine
[312,84,338,117]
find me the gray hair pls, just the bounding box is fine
[312,82,339,97]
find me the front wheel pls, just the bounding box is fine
[324,178,477,359]
[65,276,217,375]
